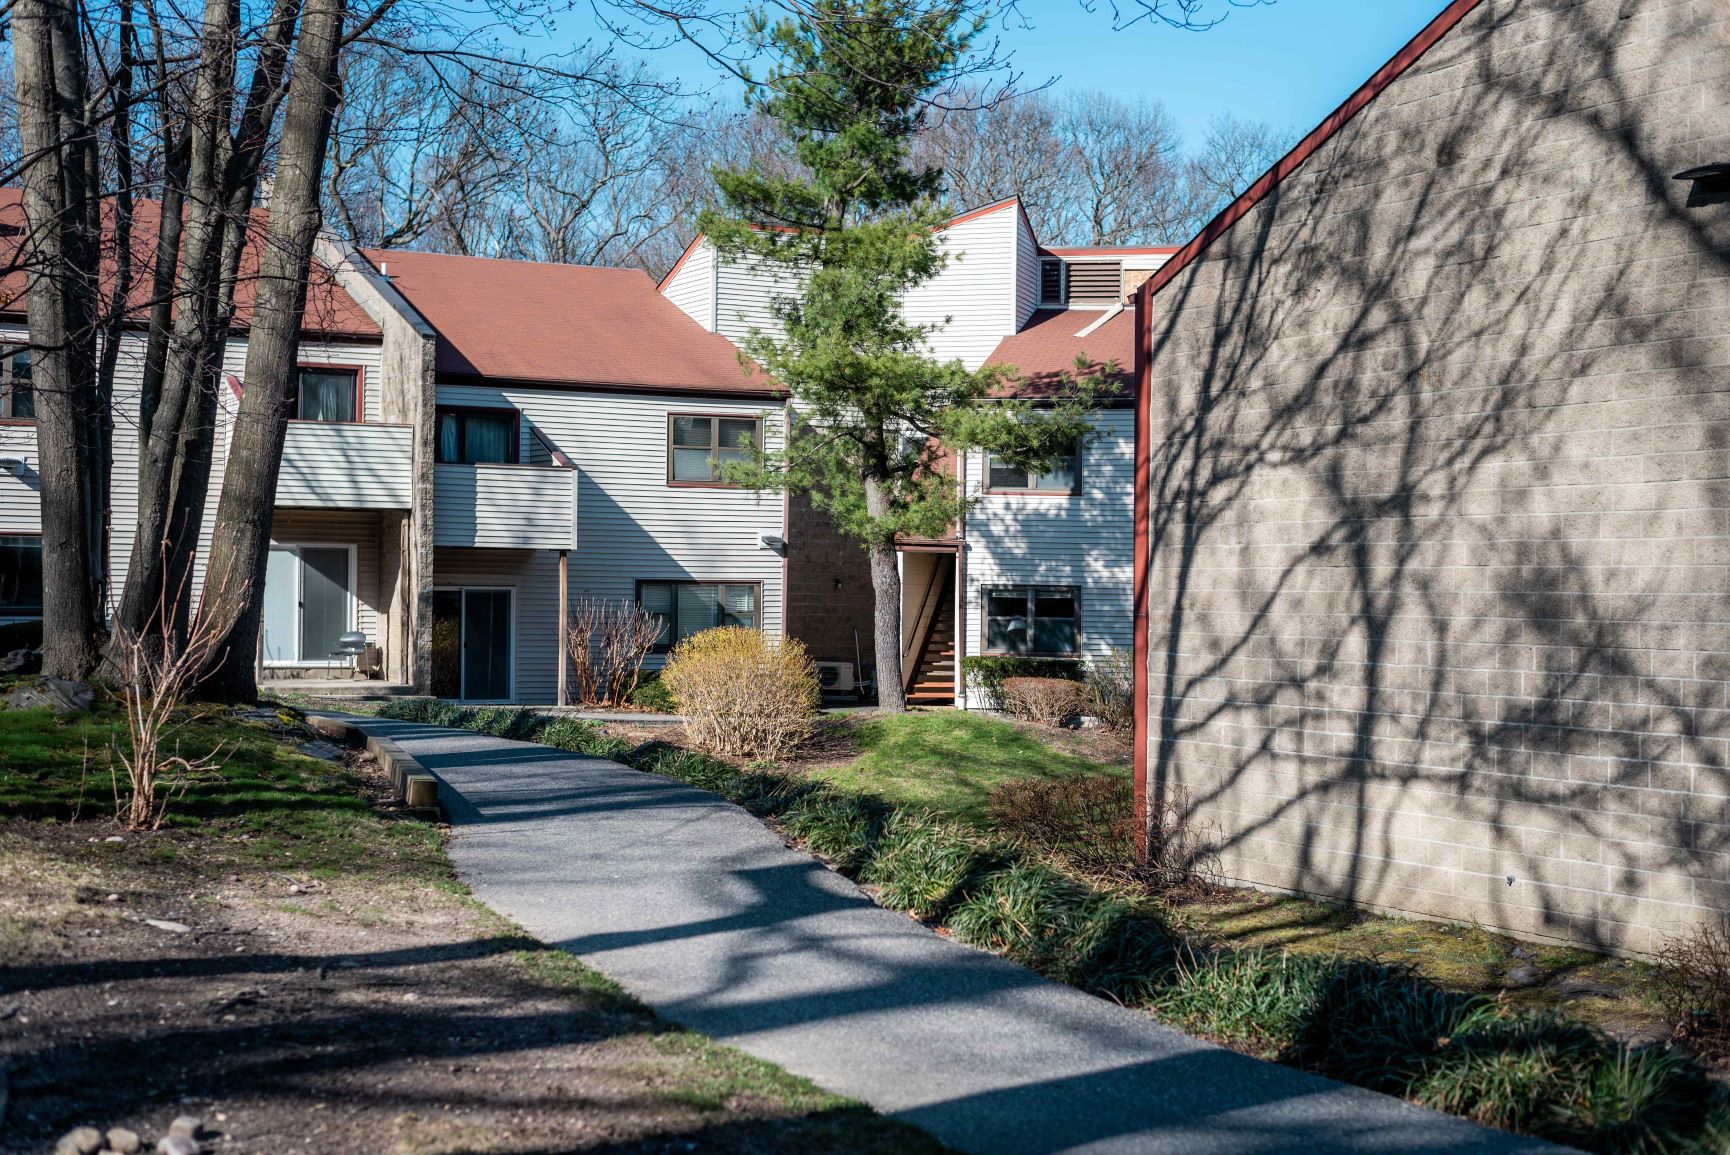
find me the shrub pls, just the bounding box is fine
[988,773,1139,876]
[1001,677,1085,726]
[1084,648,1134,731]
[567,598,663,707]
[961,656,1082,710]
[630,673,677,714]
[860,811,995,920]
[660,627,820,761]
[1657,911,1730,1066]
[946,860,1131,985]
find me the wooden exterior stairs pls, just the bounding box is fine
[905,572,957,707]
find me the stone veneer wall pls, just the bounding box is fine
[1142,0,1730,954]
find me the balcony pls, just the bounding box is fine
[433,462,577,550]
[275,421,414,509]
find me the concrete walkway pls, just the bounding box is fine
[344,716,1568,1155]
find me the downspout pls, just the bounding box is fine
[1130,279,1153,858]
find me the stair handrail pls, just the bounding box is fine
[902,565,948,692]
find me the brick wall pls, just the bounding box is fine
[786,493,877,670]
[1142,0,1730,954]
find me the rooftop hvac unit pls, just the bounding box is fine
[814,661,856,693]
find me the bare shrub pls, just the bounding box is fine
[987,775,1216,893]
[567,598,663,706]
[1084,648,1134,731]
[1657,912,1730,1066]
[660,627,820,761]
[1002,676,1085,727]
[108,560,230,830]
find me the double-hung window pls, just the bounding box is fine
[436,406,519,464]
[0,535,43,615]
[637,581,759,652]
[668,414,760,485]
[986,442,1080,494]
[1,346,33,420]
[291,366,359,422]
[984,587,1079,656]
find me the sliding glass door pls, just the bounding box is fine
[262,545,355,664]
[431,587,513,701]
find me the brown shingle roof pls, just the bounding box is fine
[984,307,1135,400]
[0,188,380,339]
[363,248,776,397]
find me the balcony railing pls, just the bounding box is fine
[276,421,414,509]
[433,462,577,550]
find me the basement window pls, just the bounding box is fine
[985,586,1079,656]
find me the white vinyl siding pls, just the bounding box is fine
[661,243,717,331]
[438,383,787,679]
[961,409,1135,705]
[277,422,413,508]
[714,250,808,346]
[432,462,577,549]
[903,201,1022,369]
[0,421,39,534]
[1015,210,1042,329]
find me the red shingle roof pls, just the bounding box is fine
[985,307,1135,400]
[367,248,777,396]
[0,188,380,339]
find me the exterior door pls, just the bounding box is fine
[262,545,353,664]
[431,587,513,701]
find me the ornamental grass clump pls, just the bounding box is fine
[945,860,1132,985]
[778,790,884,871]
[861,811,997,920]
[660,627,821,761]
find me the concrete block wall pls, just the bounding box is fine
[1142,0,1730,954]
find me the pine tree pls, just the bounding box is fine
[704,0,1104,711]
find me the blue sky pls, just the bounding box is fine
[568,0,1452,148]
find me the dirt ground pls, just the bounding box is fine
[0,746,938,1155]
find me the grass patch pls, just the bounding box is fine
[816,711,1123,828]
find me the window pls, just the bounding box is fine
[636,581,759,651]
[436,406,519,464]
[668,414,761,484]
[1,347,32,420]
[291,366,359,422]
[0,535,44,615]
[1040,258,1066,306]
[985,587,1078,656]
[986,442,1081,494]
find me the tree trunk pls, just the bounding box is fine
[864,476,905,713]
[13,0,105,678]
[198,0,347,701]
[110,0,239,659]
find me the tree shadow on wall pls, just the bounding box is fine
[1143,0,1730,952]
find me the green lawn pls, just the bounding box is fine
[813,711,1123,827]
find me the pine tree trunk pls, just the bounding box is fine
[13,0,105,679]
[197,0,346,701]
[864,476,906,713]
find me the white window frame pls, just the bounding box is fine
[262,541,357,667]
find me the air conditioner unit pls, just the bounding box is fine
[814,661,856,693]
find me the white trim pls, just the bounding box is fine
[434,584,516,703]
[262,541,358,667]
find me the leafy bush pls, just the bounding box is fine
[1084,648,1134,731]
[1001,677,1085,726]
[961,656,1082,709]
[630,673,677,714]
[660,627,820,761]
[1657,911,1730,1066]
